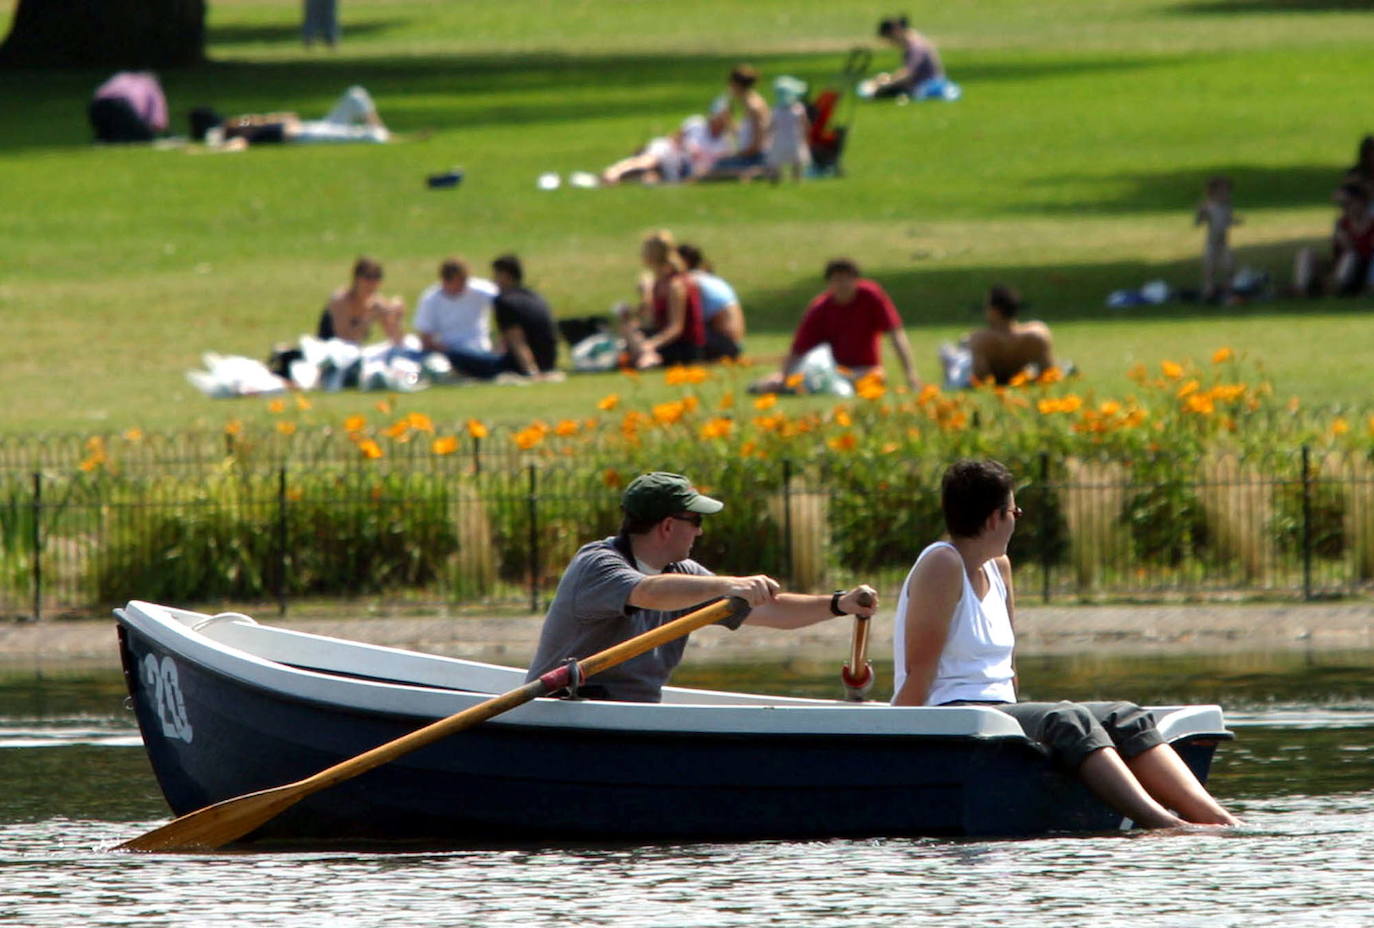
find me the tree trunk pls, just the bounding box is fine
[0,0,206,68]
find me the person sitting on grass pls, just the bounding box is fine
[618,231,706,370]
[414,257,505,378]
[88,71,168,143]
[696,65,772,181]
[490,253,563,381]
[678,243,745,362]
[319,256,405,346]
[1293,184,1374,297]
[892,458,1241,831]
[939,285,1056,389]
[751,258,920,394]
[525,471,879,703]
[861,16,951,101]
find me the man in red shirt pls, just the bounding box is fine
[754,258,921,392]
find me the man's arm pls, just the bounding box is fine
[887,327,921,390]
[744,585,877,629]
[502,325,540,377]
[629,572,780,611]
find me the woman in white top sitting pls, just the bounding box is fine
[892,458,1239,830]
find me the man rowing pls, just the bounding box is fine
[525,472,878,702]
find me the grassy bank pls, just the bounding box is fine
[3,0,1373,434]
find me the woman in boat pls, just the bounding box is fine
[892,458,1240,829]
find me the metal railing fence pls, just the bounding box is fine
[2,433,1372,619]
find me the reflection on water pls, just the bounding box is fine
[2,652,1373,926]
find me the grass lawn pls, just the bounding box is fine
[3,0,1373,437]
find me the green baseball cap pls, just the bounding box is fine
[622,472,724,522]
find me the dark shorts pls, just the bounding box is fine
[944,700,1164,771]
[703,328,741,362]
[88,97,155,143]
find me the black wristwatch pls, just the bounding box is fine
[830,590,848,616]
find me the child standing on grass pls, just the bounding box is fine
[766,76,811,182]
[1195,175,1241,303]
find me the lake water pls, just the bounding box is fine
[3,651,1373,927]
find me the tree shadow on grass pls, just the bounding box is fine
[207,20,400,45]
[736,237,1344,334]
[1170,0,1372,13]
[1013,164,1349,216]
[0,45,1191,155]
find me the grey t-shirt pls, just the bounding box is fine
[524,536,747,702]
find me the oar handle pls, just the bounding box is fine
[842,590,876,700]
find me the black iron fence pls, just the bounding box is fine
[2,432,1373,619]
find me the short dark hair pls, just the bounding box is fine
[619,513,664,537]
[824,258,861,280]
[877,15,909,37]
[491,253,523,283]
[677,242,707,271]
[440,257,468,281]
[729,64,759,89]
[352,256,383,280]
[987,285,1021,318]
[941,459,1015,539]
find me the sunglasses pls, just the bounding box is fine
[670,512,704,527]
[1004,505,1024,519]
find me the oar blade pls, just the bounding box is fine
[116,782,305,853]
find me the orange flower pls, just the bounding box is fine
[275,420,297,436]
[224,419,244,437]
[1099,400,1122,416]
[739,440,763,459]
[432,435,459,455]
[665,365,708,386]
[513,426,544,450]
[1177,379,1199,399]
[1007,371,1031,388]
[856,379,886,401]
[375,398,393,414]
[753,393,779,411]
[467,419,489,439]
[699,417,734,440]
[344,414,367,433]
[602,468,623,488]
[1160,360,1184,380]
[382,420,410,440]
[718,390,735,410]
[683,395,700,413]
[652,400,687,425]
[357,439,383,459]
[833,407,853,428]
[784,372,805,391]
[1333,417,1351,436]
[1287,396,1301,413]
[917,384,940,404]
[597,393,620,412]
[881,441,900,454]
[555,419,580,437]
[827,433,858,452]
[1185,394,1215,415]
[268,398,287,414]
[1127,362,1148,383]
[294,394,313,411]
[1038,366,1064,385]
[1212,347,1233,364]
[122,428,143,442]
[406,412,435,433]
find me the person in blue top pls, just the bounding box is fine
[678,243,745,361]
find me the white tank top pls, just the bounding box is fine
[890,541,1016,705]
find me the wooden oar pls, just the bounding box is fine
[117,596,749,853]
[840,590,876,701]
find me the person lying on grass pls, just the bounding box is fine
[892,458,1240,830]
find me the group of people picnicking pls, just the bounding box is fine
[522,464,1241,831]
[297,233,1055,395]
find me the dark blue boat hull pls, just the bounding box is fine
[118,624,1222,843]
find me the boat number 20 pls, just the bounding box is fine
[142,653,194,744]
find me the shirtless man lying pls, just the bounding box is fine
[941,285,1056,388]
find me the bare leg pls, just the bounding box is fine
[1077,747,1186,829]
[1126,744,1239,825]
